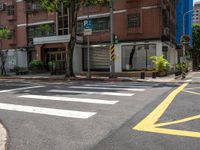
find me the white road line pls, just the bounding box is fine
[0,86,45,93]
[0,103,96,119]
[19,95,119,105]
[69,86,145,92]
[48,90,135,96]
[84,84,147,89]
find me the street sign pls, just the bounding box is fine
[110,45,116,61]
[84,19,92,36]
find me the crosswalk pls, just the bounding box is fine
[0,83,146,119]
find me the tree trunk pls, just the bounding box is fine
[129,46,136,68]
[65,1,80,78]
[0,50,8,76]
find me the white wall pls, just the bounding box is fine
[1,49,28,71]
[156,42,163,56]
[17,50,28,67]
[114,44,122,72]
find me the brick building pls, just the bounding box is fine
[0,0,177,73]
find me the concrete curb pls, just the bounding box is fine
[0,72,197,83]
[0,122,7,150]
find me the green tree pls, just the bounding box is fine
[39,24,53,36]
[0,28,11,76]
[30,0,109,77]
[192,24,200,69]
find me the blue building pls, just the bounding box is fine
[176,0,193,45]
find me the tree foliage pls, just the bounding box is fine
[192,24,200,52]
[38,0,109,12]
[0,28,11,40]
[192,24,200,69]
[0,28,11,76]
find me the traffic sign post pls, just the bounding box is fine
[84,18,92,79]
[110,45,116,61]
[110,0,115,77]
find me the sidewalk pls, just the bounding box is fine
[0,71,197,83]
[0,122,7,150]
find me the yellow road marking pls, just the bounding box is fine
[134,83,188,130]
[154,115,200,127]
[144,128,200,138]
[183,90,200,96]
[132,83,200,138]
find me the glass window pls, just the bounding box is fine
[57,3,69,35]
[7,5,15,16]
[122,44,156,70]
[92,17,110,32]
[127,13,140,28]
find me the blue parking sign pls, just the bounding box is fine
[84,19,92,30]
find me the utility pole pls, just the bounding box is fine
[110,0,115,77]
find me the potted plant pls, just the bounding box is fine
[48,61,56,75]
[152,68,157,78]
[29,60,44,74]
[150,55,170,77]
[140,68,146,79]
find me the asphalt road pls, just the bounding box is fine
[0,79,192,150]
[92,75,200,150]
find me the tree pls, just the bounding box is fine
[0,28,11,76]
[33,0,109,78]
[192,24,200,70]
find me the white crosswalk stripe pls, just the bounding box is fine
[84,84,146,88]
[0,86,45,93]
[47,89,135,96]
[0,103,96,119]
[19,95,119,105]
[0,83,145,119]
[68,86,145,91]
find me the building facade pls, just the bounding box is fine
[0,0,177,73]
[176,0,193,46]
[193,2,200,24]
[78,0,177,72]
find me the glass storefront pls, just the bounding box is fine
[122,44,156,71]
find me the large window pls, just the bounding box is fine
[92,17,110,31]
[27,23,55,45]
[9,29,16,39]
[7,5,14,16]
[122,44,156,71]
[58,3,69,35]
[127,13,140,28]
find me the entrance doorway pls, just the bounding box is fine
[43,48,66,72]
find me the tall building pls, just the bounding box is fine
[0,0,177,73]
[176,0,193,45]
[193,2,200,24]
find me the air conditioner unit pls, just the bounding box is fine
[0,3,5,11]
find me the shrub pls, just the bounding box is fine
[175,62,189,75]
[13,65,20,73]
[29,60,44,70]
[150,55,170,74]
